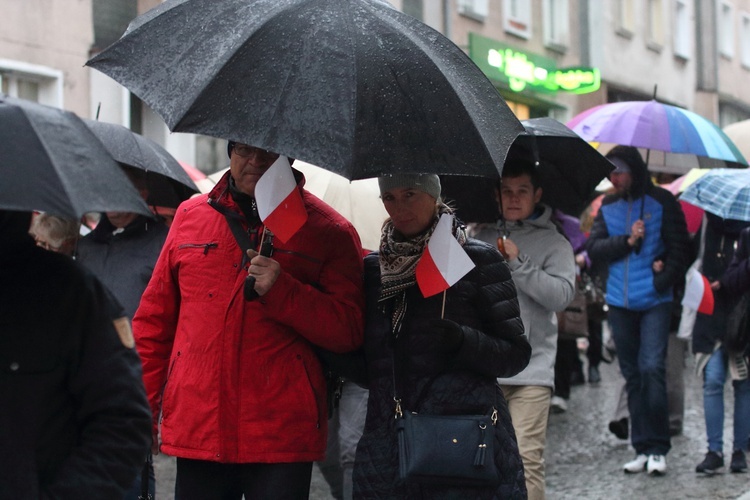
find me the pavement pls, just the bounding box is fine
[153,342,750,499]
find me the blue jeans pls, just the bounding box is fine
[608,302,671,455]
[703,346,750,452]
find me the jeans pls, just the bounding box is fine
[124,455,154,500]
[703,346,750,452]
[608,302,671,456]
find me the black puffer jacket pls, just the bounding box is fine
[353,239,530,499]
[692,215,750,354]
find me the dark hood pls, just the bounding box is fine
[606,145,652,199]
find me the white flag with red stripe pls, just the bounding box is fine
[416,214,475,298]
[255,156,307,243]
[682,267,714,315]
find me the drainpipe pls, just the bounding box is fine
[443,0,452,39]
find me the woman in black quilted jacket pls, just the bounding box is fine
[351,174,531,499]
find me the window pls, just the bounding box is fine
[741,12,750,67]
[673,0,691,59]
[544,0,570,51]
[0,59,63,107]
[718,1,734,58]
[647,0,665,48]
[617,0,636,37]
[458,0,488,22]
[504,0,532,39]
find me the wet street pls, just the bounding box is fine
[153,341,750,499]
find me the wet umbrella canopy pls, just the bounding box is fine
[441,118,614,223]
[87,0,523,179]
[84,119,199,208]
[0,95,152,219]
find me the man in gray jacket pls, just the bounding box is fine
[473,159,575,500]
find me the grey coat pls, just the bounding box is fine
[473,205,576,389]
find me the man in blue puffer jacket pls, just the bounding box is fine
[586,145,689,476]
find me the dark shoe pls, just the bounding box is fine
[588,365,601,384]
[731,450,747,473]
[608,418,629,440]
[570,370,585,386]
[696,451,724,475]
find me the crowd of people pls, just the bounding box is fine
[4,139,750,500]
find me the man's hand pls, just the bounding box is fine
[628,219,645,247]
[652,259,664,273]
[502,238,520,261]
[710,280,721,291]
[246,249,281,296]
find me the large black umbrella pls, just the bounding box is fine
[86,0,523,180]
[442,117,615,223]
[0,95,151,219]
[84,119,199,208]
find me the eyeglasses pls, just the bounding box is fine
[232,144,280,163]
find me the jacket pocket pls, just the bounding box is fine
[175,242,223,302]
[295,355,323,429]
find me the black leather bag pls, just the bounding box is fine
[396,409,500,486]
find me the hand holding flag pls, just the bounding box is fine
[416,214,475,298]
[255,156,308,243]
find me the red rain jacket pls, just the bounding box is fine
[133,171,364,463]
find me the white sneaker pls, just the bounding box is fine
[550,396,567,413]
[647,454,667,476]
[623,454,648,473]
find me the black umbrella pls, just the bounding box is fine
[84,120,199,208]
[0,95,151,219]
[442,117,615,223]
[86,0,523,180]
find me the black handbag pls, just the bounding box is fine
[396,404,500,486]
[391,339,500,487]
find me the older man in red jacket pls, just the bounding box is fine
[133,143,365,499]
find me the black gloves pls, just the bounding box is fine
[429,319,465,353]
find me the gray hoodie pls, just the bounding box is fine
[473,204,576,389]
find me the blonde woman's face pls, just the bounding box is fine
[381,187,437,238]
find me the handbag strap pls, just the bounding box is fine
[389,321,497,425]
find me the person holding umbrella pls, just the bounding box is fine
[586,145,690,476]
[132,142,365,499]
[348,173,530,499]
[472,159,576,500]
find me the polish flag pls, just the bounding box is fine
[682,267,715,315]
[255,156,307,243]
[416,214,476,298]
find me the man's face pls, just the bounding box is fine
[106,211,139,229]
[610,171,633,194]
[229,144,280,196]
[499,174,542,222]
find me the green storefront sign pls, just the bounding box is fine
[469,33,600,95]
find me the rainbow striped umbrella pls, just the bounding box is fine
[567,100,747,167]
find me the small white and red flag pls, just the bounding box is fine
[682,267,715,315]
[255,156,307,243]
[416,214,476,298]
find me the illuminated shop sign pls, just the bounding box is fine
[469,33,601,95]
